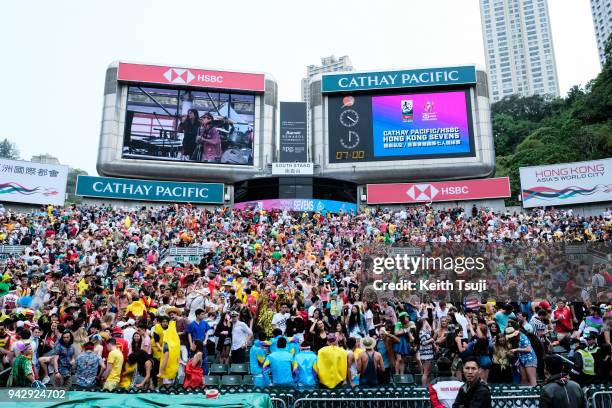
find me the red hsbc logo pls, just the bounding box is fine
[163,68,195,84]
[367,177,510,204]
[117,62,265,92]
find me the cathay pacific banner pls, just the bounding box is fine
[322,66,477,93]
[76,176,224,203]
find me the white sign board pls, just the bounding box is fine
[0,159,68,206]
[520,158,612,208]
[272,162,314,176]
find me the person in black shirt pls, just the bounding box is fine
[178,109,199,160]
[453,357,491,408]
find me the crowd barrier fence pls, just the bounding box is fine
[292,395,542,408]
[590,390,612,408]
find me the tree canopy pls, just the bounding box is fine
[493,35,612,204]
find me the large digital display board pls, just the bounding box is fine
[328,89,475,163]
[123,85,255,165]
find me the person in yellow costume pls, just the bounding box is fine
[126,299,147,318]
[119,354,137,389]
[77,278,89,295]
[157,317,180,385]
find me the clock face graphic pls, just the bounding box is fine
[340,131,360,149]
[339,109,359,127]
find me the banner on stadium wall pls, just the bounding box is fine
[234,198,357,213]
[0,158,68,206]
[117,62,266,92]
[520,158,612,208]
[279,102,308,162]
[76,176,224,204]
[367,177,510,204]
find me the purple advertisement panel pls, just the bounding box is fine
[372,90,473,158]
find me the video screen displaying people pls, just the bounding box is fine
[122,86,255,165]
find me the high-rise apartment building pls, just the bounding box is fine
[301,55,353,150]
[31,154,60,165]
[590,0,612,65]
[479,0,559,102]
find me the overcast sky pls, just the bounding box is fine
[0,0,601,175]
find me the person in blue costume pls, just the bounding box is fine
[263,337,297,387]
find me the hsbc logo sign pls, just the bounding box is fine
[406,184,439,201]
[406,184,471,201]
[367,178,510,204]
[163,68,224,85]
[163,68,195,84]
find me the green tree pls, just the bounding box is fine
[0,139,19,159]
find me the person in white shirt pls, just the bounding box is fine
[308,296,321,320]
[230,311,252,364]
[271,303,291,334]
[122,318,137,346]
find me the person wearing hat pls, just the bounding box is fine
[9,342,34,387]
[428,357,462,408]
[569,337,595,386]
[196,112,221,163]
[356,337,384,387]
[123,318,137,345]
[314,333,348,389]
[111,326,129,362]
[230,310,252,364]
[505,326,537,386]
[540,355,584,408]
[74,341,101,389]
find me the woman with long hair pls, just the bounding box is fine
[434,316,450,356]
[490,335,513,383]
[178,108,200,160]
[309,319,328,353]
[334,322,348,349]
[345,305,367,339]
[51,331,75,387]
[214,312,232,364]
[416,318,435,385]
[133,350,155,390]
[183,340,204,389]
[173,288,187,309]
[131,332,143,354]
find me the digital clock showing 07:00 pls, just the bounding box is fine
[335,151,366,160]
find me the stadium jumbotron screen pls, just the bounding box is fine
[328,89,475,163]
[122,85,255,166]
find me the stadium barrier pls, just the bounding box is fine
[293,395,541,408]
[590,390,612,408]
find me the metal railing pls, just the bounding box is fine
[167,247,206,256]
[293,394,542,408]
[590,391,612,408]
[271,397,287,408]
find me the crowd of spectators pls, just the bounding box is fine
[0,203,610,394]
